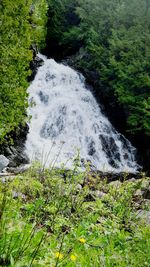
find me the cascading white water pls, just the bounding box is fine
[25,53,139,173]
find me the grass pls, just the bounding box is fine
[0,163,150,266]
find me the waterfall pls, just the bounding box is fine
[25,54,139,173]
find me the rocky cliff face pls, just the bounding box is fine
[0,124,29,169]
[65,53,150,173]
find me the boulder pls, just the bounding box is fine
[0,155,9,172]
[0,123,29,168]
[7,147,29,168]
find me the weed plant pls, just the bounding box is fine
[0,161,150,266]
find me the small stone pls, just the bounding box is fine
[12,191,26,200]
[109,180,122,187]
[95,190,106,199]
[76,184,82,191]
[135,189,143,197]
[0,155,9,172]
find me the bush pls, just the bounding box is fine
[0,0,47,143]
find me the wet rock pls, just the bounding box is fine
[6,147,29,168]
[0,123,29,168]
[29,55,44,81]
[0,155,9,172]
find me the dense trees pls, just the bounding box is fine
[45,0,150,136]
[0,0,47,142]
[75,0,150,136]
[45,0,80,57]
[0,0,149,156]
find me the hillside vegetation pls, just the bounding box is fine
[0,165,150,266]
[46,0,150,136]
[0,0,47,143]
[0,0,150,159]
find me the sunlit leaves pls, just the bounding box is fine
[0,0,47,142]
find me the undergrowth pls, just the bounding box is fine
[0,163,150,266]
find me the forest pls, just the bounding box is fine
[0,1,150,266]
[1,0,150,167]
[46,0,150,136]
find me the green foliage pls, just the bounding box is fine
[48,0,150,135]
[0,0,47,143]
[102,26,150,135]
[46,0,80,55]
[0,164,150,266]
[77,0,150,135]
[31,0,48,49]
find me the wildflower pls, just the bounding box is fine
[79,237,86,244]
[55,252,63,260]
[70,254,77,262]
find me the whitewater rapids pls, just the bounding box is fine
[25,54,138,173]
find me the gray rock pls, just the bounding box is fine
[144,199,150,206]
[0,155,9,172]
[134,189,143,197]
[7,149,29,168]
[8,164,30,174]
[86,190,107,201]
[137,210,150,224]
[12,191,26,200]
[95,190,106,199]
[109,180,122,187]
[29,55,44,81]
[0,123,29,168]
[134,187,150,199]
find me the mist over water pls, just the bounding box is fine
[25,54,139,173]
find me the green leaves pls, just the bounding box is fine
[0,166,150,266]
[0,0,47,143]
[71,0,150,136]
